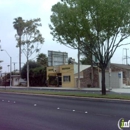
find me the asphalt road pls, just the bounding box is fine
[0,93,130,130]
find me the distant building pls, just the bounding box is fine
[48,50,68,66]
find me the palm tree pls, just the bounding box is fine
[13,17,25,75]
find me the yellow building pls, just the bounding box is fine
[47,64,90,88]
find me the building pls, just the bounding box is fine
[47,63,130,88]
[11,75,21,86]
[107,63,130,87]
[11,75,27,86]
[47,64,90,88]
[48,50,68,66]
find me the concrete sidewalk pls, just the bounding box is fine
[0,86,130,94]
[111,88,130,94]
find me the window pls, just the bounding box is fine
[63,76,71,82]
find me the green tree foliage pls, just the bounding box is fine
[1,73,10,86]
[21,61,41,79]
[20,18,44,87]
[80,57,90,65]
[37,53,48,67]
[21,18,44,57]
[13,17,25,37]
[21,61,46,86]
[29,67,46,86]
[50,0,130,95]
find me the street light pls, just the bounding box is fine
[1,49,12,87]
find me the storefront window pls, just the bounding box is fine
[63,76,71,82]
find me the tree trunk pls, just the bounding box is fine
[19,36,21,76]
[27,44,29,87]
[77,46,80,88]
[27,56,29,87]
[101,67,106,95]
[91,55,94,87]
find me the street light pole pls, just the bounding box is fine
[1,49,12,87]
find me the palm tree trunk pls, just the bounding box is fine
[19,36,21,76]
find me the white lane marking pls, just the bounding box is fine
[57,107,60,110]
[8,101,10,102]
[34,104,37,106]
[73,110,75,112]
[2,100,4,102]
[85,111,88,114]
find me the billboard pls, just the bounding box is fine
[48,51,68,66]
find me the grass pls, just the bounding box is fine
[0,88,130,100]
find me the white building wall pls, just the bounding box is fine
[99,71,123,89]
[74,64,91,74]
[12,77,20,86]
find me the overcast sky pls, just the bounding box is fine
[0,0,130,73]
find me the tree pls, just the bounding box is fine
[80,57,90,65]
[21,18,44,87]
[21,61,46,86]
[37,53,48,67]
[50,0,130,95]
[13,17,25,75]
[29,66,46,86]
[21,60,41,79]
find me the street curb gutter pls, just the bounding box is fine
[0,91,130,103]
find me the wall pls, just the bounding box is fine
[47,66,59,80]
[47,64,75,88]
[109,65,130,85]
[12,77,20,86]
[80,67,99,88]
[60,64,74,88]
[99,71,123,88]
[74,64,91,74]
[74,71,83,88]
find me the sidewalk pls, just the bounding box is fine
[0,86,130,94]
[111,88,130,94]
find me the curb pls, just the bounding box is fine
[0,91,130,103]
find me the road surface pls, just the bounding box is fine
[0,93,129,130]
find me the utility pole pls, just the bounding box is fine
[123,48,129,65]
[7,65,10,73]
[12,62,17,73]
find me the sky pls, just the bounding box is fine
[0,0,130,73]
